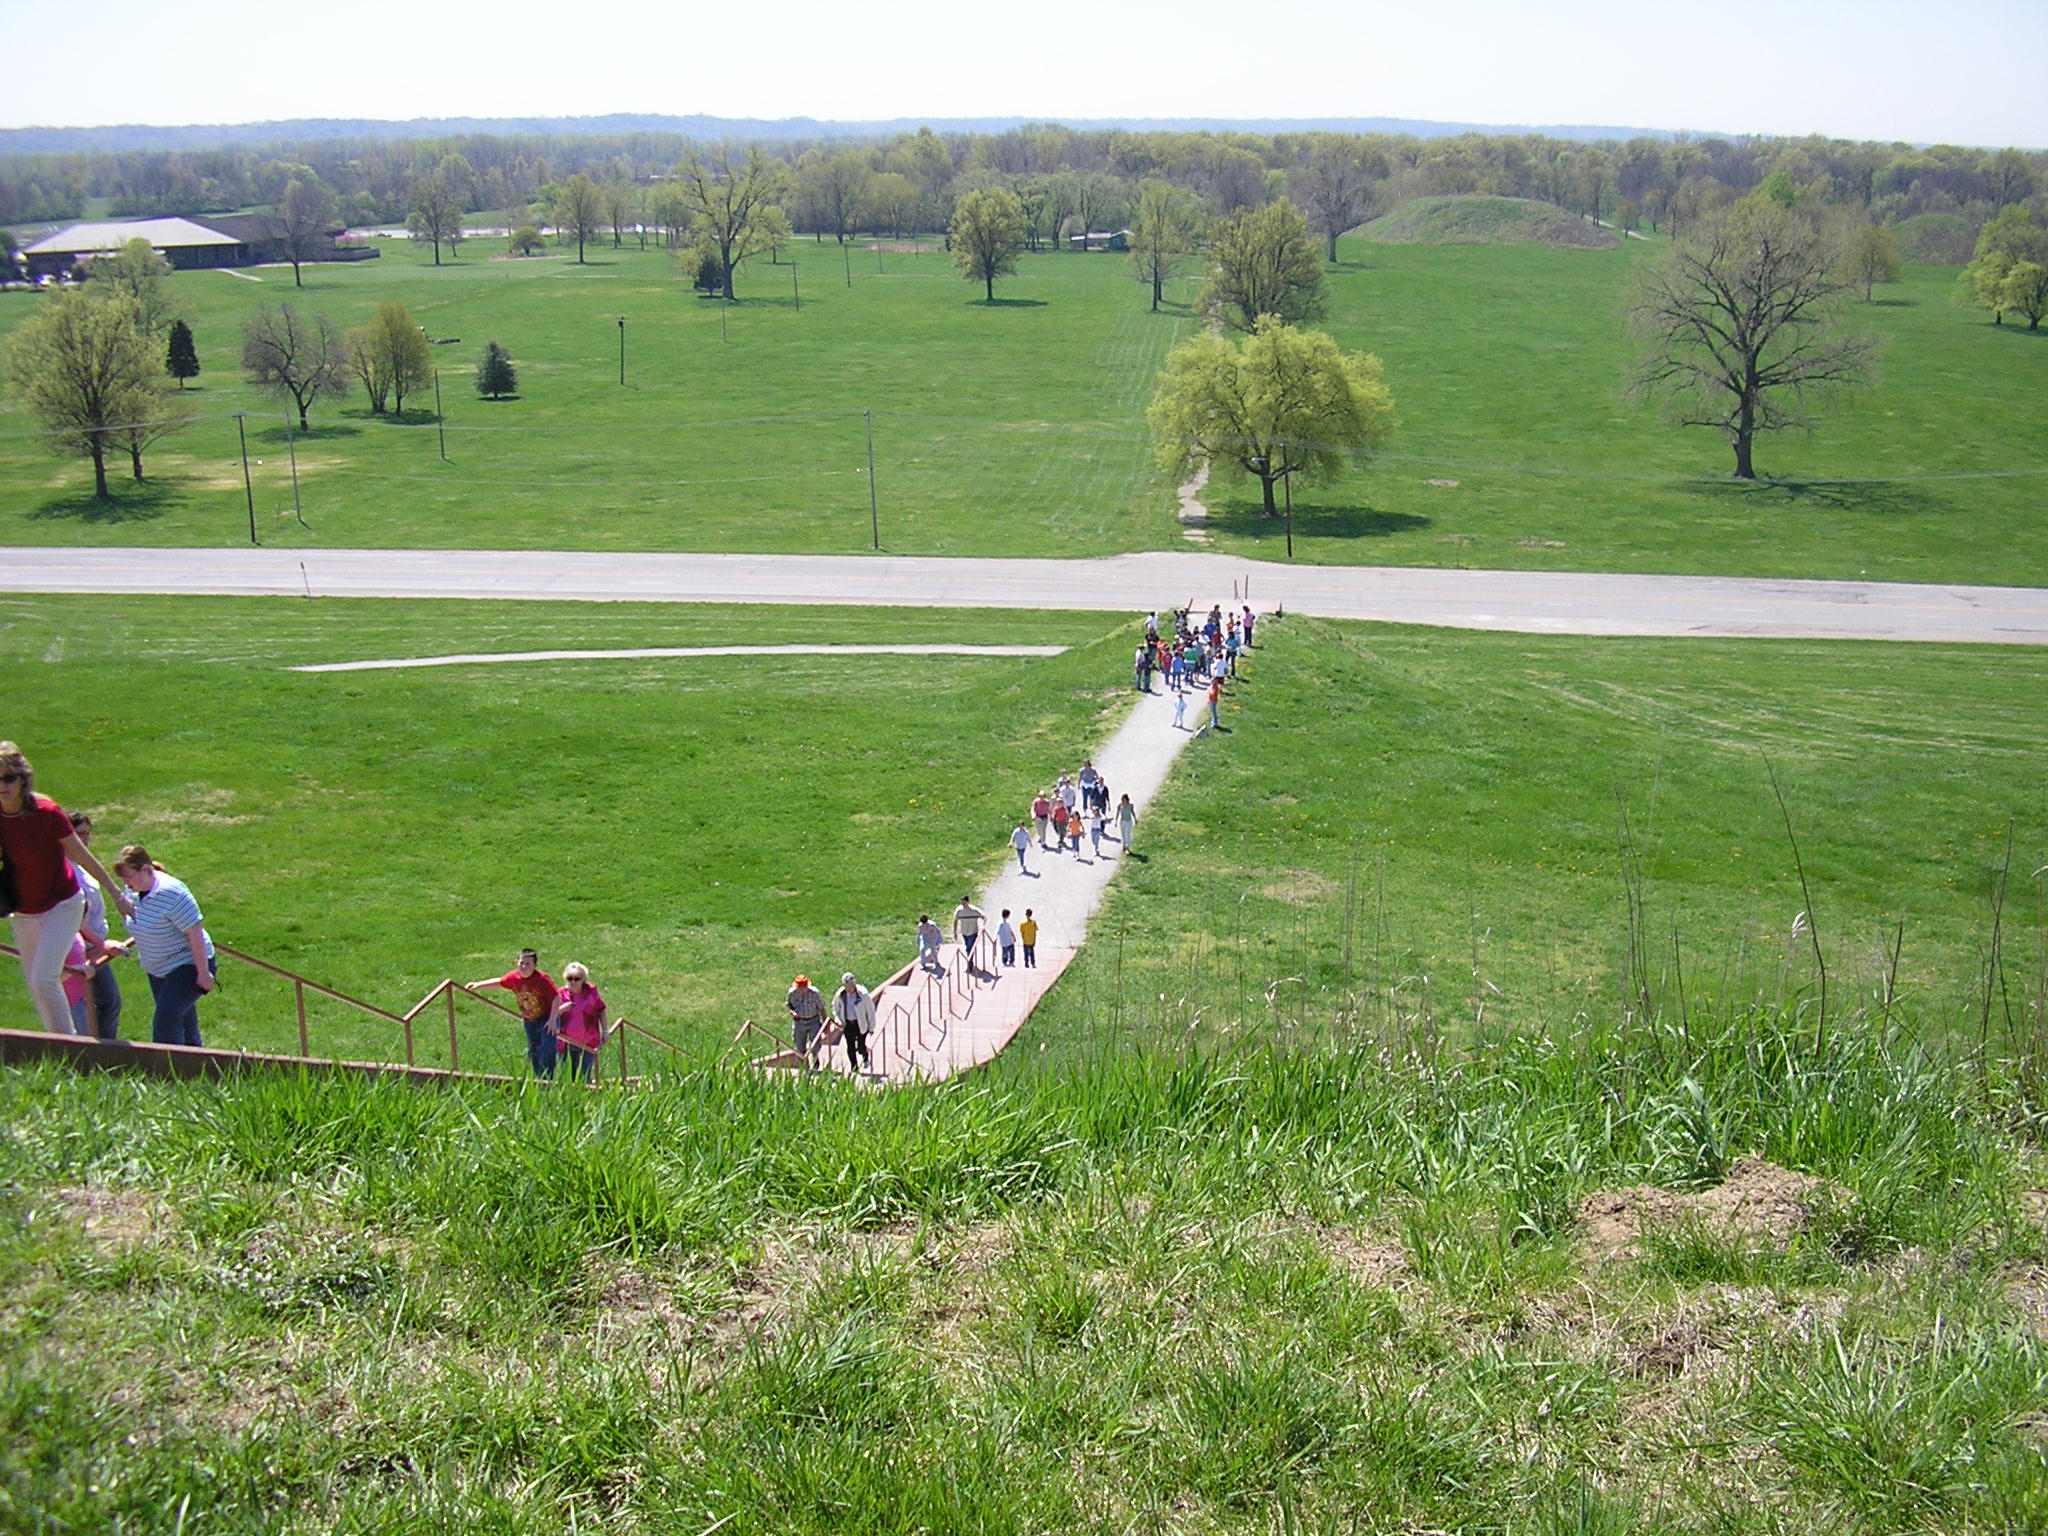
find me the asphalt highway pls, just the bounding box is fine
[5,547,2047,645]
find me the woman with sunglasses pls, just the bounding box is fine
[546,961,609,1082]
[0,742,130,1035]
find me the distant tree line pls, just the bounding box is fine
[4,126,2042,260]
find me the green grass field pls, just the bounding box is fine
[1,230,2043,583]
[5,599,2042,1067]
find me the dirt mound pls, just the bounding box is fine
[1577,1157,1836,1263]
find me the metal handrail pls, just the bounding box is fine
[6,938,684,1081]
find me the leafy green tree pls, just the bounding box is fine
[1960,206,2048,326]
[798,149,872,244]
[1999,260,2048,331]
[347,301,433,415]
[242,303,346,430]
[1126,180,1201,311]
[1842,222,1902,300]
[2,289,170,498]
[279,175,337,288]
[509,226,545,257]
[1148,318,1396,519]
[675,143,784,301]
[949,187,1027,301]
[165,318,199,388]
[555,174,605,263]
[1201,200,1326,333]
[1631,198,1875,480]
[474,340,517,400]
[87,237,176,338]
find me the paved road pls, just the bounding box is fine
[6,547,2048,645]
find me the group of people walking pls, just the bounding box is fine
[1136,604,1250,732]
[1,741,220,1048]
[1018,760,1137,869]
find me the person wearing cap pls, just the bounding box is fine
[787,973,827,1067]
[833,971,875,1073]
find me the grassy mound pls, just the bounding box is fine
[1894,212,1978,265]
[1357,195,1620,250]
[3,1002,2044,1534]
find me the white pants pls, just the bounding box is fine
[11,890,86,1035]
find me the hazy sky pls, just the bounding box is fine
[4,0,2043,147]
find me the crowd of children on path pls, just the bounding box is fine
[7,603,1257,1083]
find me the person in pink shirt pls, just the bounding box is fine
[546,961,609,1082]
[61,933,93,1035]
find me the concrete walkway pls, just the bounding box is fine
[7,547,2047,645]
[772,655,1227,1084]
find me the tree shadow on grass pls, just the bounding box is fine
[26,480,176,525]
[252,422,362,445]
[1206,498,1431,541]
[976,297,1047,308]
[1681,476,1948,520]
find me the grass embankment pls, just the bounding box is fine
[2,237,2044,585]
[4,601,2043,1068]
[2,1005,2044,1533]
[0,595,1129,1065]
[1356,194,1621,249]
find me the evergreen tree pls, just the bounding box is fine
[165,318,199,388]
[474,340,517,400]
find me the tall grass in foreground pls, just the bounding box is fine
[2,985,2044,1533]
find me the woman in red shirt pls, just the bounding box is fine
[1,741,130,1034]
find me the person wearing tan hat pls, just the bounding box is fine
[786,973,827,1068]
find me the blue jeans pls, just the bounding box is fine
[147,956,216,1047]
[522,1016,558,1079]
[89,962,123,1040]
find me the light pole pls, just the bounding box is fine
[865,408,880,550]
[792,260,800,312]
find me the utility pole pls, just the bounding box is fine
[434,372,447,460]
[286,427,305,527]
[792,261,800,312]
[618,316,626,385]
[1282,450,1294,560]
[843,239,851,288]
[865,408,880,550]
[234,413,258,545]
[720,297,728,344]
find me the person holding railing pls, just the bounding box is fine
[463,948,558,1080]
[1,742,131,1036]
[547,961,609,1082]
[110,844,216,1048]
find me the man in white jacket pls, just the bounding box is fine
[834,972,877,1074]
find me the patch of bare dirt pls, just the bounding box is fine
[1260,870,1338,906]
[51,1186,164,1249]
[1311,1224,1410,1287]
[2003,1263,2048,1342]
[1576,1157,1837,1264]
[2020,1190,2048,1230]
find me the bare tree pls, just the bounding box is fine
[1631,199,1876,480]
[242,304,347,431]
[279,176,337,288]
[1293,143,1386,261]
